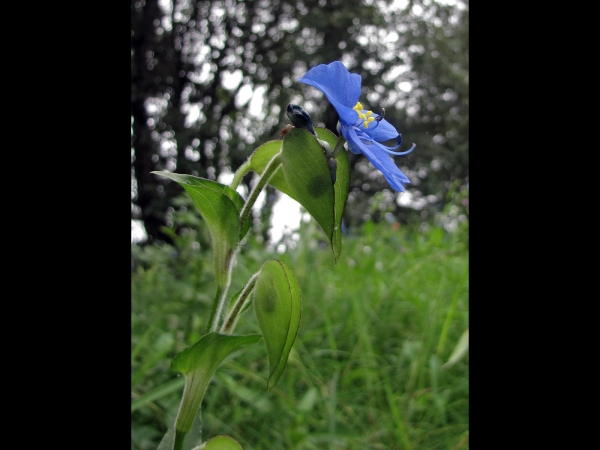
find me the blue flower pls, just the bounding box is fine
[298,61,415,192]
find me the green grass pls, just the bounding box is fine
[131,219,468,449]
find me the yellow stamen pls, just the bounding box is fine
[353,102,376,127]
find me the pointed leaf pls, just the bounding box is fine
[254,259,302,389]
[249,129,349,261]
[315,128,350,262]
[172,332,262,375]
[157,332,259,450]
[152,172,250,243]
[204,435,243,450]
[170,332,262,438]
[248,140,293,197]
[152,172,248,288]
[280,127,335,244]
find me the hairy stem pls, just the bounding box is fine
[207,244,240,333]
[207,150,281,333]
[238,151,282,234]
[220,272,259,334]
[230,159,252,190]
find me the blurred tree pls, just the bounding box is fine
[131,0,468,243]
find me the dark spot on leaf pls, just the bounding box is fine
[307,175,331,198]
[263,294,276,313]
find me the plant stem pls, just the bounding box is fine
[173,367,212,449]
[332,136,347,158]
[207,277,228,333]
[238,151,282,235]
[208,150,281,333]
[174,432,186,450]
[230,159,252,190]
[220,272,259,334]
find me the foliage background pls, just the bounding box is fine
[132,216,469,449]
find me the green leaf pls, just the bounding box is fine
[172,332,261,376]
[166,332,262,446]
[248,140,292,197]
[152,172,250,242]
[280,127,335,244]
[152,173,247,299]
[315,128,350,262]
[203,435,243,450]
[248,128,349,261]
[254,259,302,389]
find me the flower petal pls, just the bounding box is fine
[345,126,410,192]
[364,117,401,142]
[298,61,361,125]
[338,124,359,154]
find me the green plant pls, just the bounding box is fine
[132,61,468,450]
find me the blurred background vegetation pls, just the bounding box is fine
[131,0,468,448]
[132,216,468,449]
